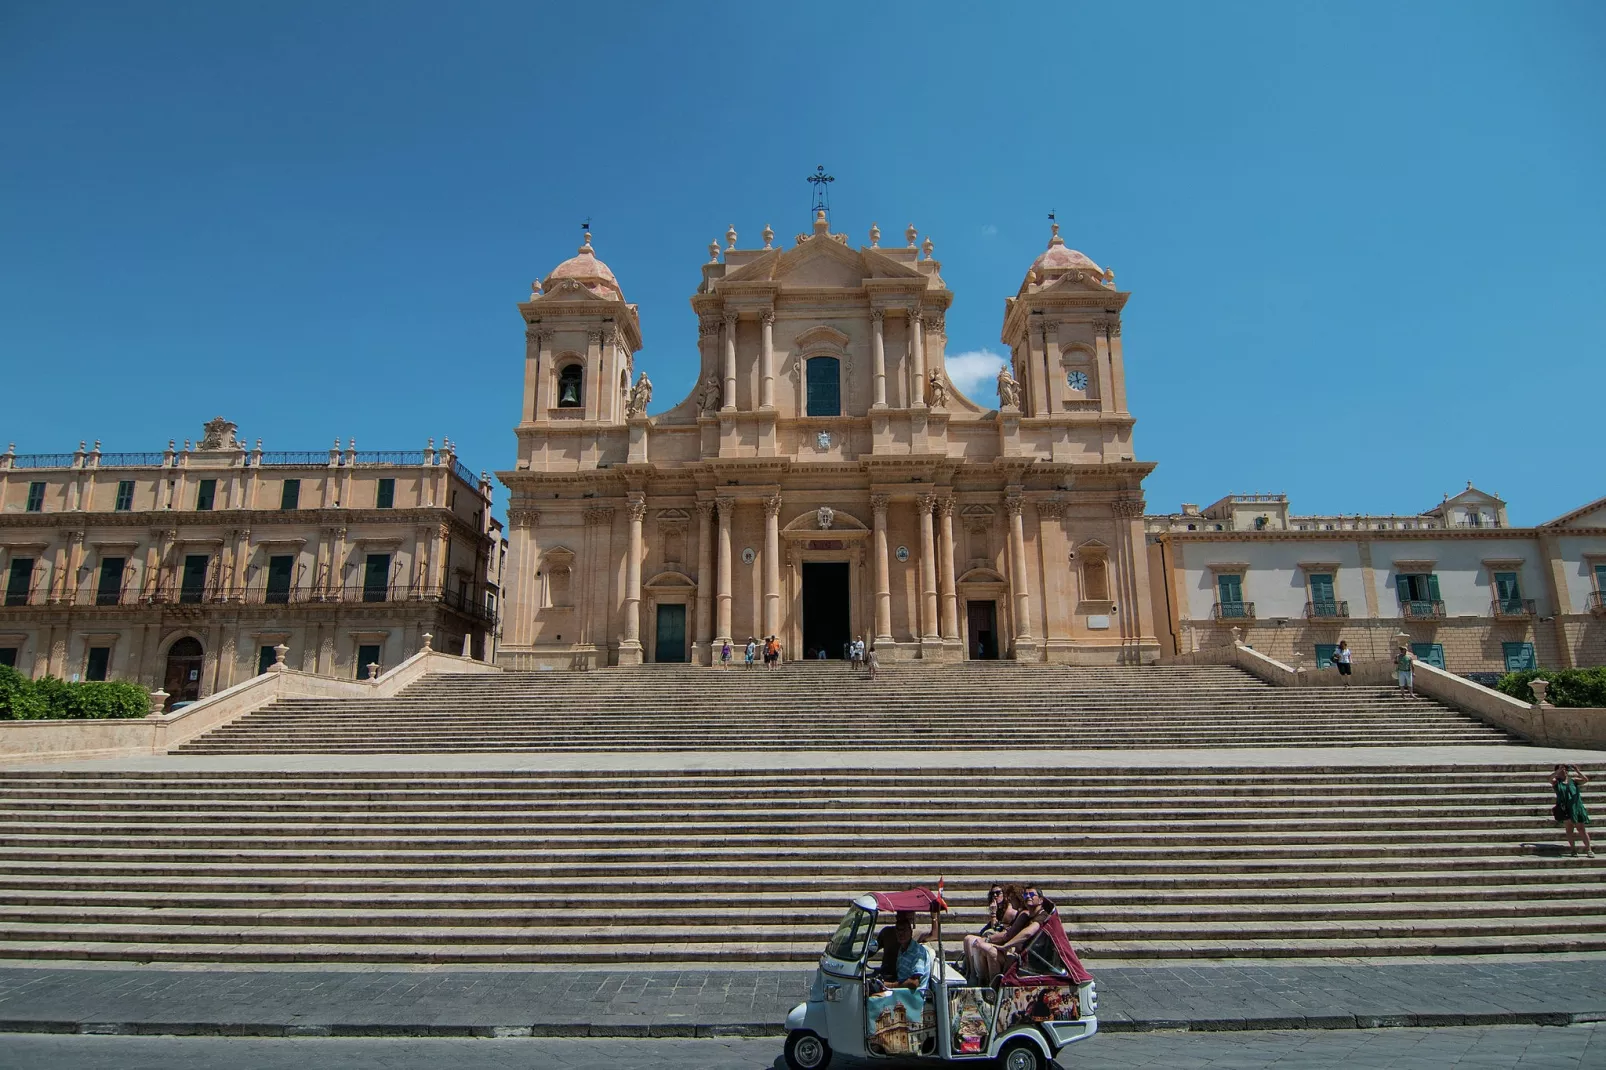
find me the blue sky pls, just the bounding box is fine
[2,2,1602,524]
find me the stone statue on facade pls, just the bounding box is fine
[626,372,652,417]
[927,371,950,409]
[199,417,240,451]
[996,365,1022,410]
[699,374,722,413]
[816,506,835,530]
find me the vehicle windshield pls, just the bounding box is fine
[823,905,874,962]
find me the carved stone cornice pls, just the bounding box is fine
[584,506,615,526]
[1035,498,1066,520]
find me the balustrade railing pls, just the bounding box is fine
[1305,600,1350,619]
[1212,601,1255,620]
[1400,599,1446,620]
[1491,598,1536,619]
[1591,591,1606,616]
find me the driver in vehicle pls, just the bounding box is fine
[868,911,935,994]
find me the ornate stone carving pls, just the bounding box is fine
[996,365,1022,409]
[626,496,647,523]
[916,493,937,515]
[506,508,541,529]
[927,314,945,335]
[584,506,615,526]
[626,372,652,417]
[1112,498,1146,518]
[1003,493,1025,518]
[1109,320,1122,336]
[765,495,784,519]
[199,417,240,451]
[524,325,546,344]
[724,311,739,329]
[694,500,716,520]
[761,309,775,326]
[868,222,880,247]
[936,498,954,519]
[870,494,891,517]
[926,371,949,408]
[699,374,722,413]
[587,330,603,347]
[909,308,923,326]
[870,308,884,324]
[699,319,721,338]
[816,506,834,529]
[1036,498,1066,520]
[715,496,737,516]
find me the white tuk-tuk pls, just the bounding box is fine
[784,887,1097,1070]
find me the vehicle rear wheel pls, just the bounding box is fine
[997,1037,1046,1070]
[784,1029,832,1070]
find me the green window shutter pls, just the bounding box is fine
[1411,643,1446,669]
[1217,575,1242,603]
[1502,642,1536,672]
[1309,574,1335,604]
[1315,643,1337,669]
[1427,574,1441,601]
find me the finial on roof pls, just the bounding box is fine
[762,223,773,249]
[708,240,720,263]
[921,236,934,260]
[905,223,917,248]
[578,230,593,254]
[726,224,737,250]
[868,222,880,248]
[813,209,829,236]
[1466,479,1474,489]
[1103,266,1114,285]
[530,278,542,296]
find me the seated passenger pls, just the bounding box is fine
[962,884,1016,980]
[967,885,1050,985]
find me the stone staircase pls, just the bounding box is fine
[173,664,1513,753]
[0,764,1598,965]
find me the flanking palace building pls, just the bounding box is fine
[3,213,1602,690]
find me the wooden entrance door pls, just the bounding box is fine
[654,604,687,663]
[967,600,999,659]
[163,637,204,709]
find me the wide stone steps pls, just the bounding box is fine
[0,765,1599,964]
[173,664,1512,753]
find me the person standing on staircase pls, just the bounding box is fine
[1551,765,1593,858]
[1332,640,1352,685]
[745,637,757,668]
[1395,645,1415,696]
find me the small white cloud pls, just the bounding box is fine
[945,349,1007,400]
[980,224,998,237]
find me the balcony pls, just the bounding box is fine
[1400,599,1446,621]
[1592,591,1606,617]
[1212,601,1256,621]
[1305,600,1350,620]
[1491,598,1536,620]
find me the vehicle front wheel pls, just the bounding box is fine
[996,1036,1046,1070]
[784,1029,832,1070]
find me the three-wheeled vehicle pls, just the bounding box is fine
[784,888,1096,1070]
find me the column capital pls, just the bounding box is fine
[1003,492,1025,518]
[764,493,783,518]
[870,308,885,324]
[699,319,721,338]
[908,307,924,325]
[695,499,717,519]
[584,505,615,526]
[870,493,891,517]
[723,310,739,328]
[586,329,604,346]
[916,492,937,514]
[625,494,647,523]
[524,326,548,345]
[936,498,955,519]
[760,309,775,326]
[715,495,737,515]
[1112,498,1146,518]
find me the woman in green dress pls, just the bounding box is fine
[1550,765,1592,858]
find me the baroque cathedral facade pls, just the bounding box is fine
[497,211,1159,668]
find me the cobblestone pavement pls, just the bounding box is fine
[0,958,1601,1037]
[0,1025,1601,1069]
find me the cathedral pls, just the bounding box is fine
[496,211,1159,668]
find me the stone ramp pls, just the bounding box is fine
[0,762,1598,965]
[173,663,1513,753]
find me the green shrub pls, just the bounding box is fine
[1497,667,1606,708]
[0,668,151,720]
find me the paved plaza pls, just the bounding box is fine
[1,1024,1601,1069]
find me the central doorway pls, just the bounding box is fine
[654,603,687,662]
[801,561,851,659]
[967,600,999,659]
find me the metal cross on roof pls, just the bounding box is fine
[807,165,834,220]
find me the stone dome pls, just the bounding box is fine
[543,233,623,299]
[1030,223,1101,278]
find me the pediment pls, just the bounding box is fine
[644,570,695,588]
[528,280,612,303]
[957,567,1006,584]
[794,325,851,352]
[782,507,868,533]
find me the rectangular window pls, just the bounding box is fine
[1411,642,1446,670]
[805,356,842,417]
[376,478,395,509]
[195,479,217,511]
[180,554,210,603]
[356,643,382,678]
[0,647,16,668]
[362,554,391,602]
[85,647,111,682]
[96,557,125,606]
[257,645,278,675]
[1308,573,1336,606]
[25,482,45,512]
[5,558,34,606]
[1596,563,1606,592]
[1502,642,1537,672]
[280,479,300,511]
[1398,572,1441,616]
[114,480,135,511]
[1315,643,1338,669]
[1216,574,1248,616]
[1493,571,1522,614]
[265,554,294,604]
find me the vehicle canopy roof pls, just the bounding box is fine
[999,906,1093,986]
[865,888,947,914]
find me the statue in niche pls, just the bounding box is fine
[927,371,950,409]
[996,364,1022,409]
[626,372,652,417]
[699,374,722,413]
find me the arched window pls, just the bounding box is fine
[805,356,840,417]
[556,364,583,408]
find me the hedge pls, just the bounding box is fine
[0,665,152,720]
[1495,666,1606,709]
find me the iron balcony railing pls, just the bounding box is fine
[1491,598,1537,619]
[132,581,496,622]
[1212,601,1255,620]
[1590,591,1606,616]
[6,453,76,469]
[1400,599,1446,620]
[1305,600,1350,619]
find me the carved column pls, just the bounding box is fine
[760,311,776,410]
[937,499,959,640]
[695,500,714,657]
[1093,320,1116,415]
[715,496,735,644]
[918,493,939,640]
[584,329,603,422]
[763,494,782,638]
[1005,492,1035,652]
[722,313,738,412]
[523,326,546,422]
[619,494,646,664]
[870,310,887,408]
[871,494,892,643]
[908,310,926,408]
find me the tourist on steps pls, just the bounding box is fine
[745,637,757,668]
[1395,645,1415,696]
[1551,765,1593,858]
[1331,640,1352,685]
[865,644,879,679]
[720,639,732,667]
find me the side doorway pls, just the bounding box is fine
[163,637,205,709]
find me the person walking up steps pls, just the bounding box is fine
[1551,765,1593,858]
